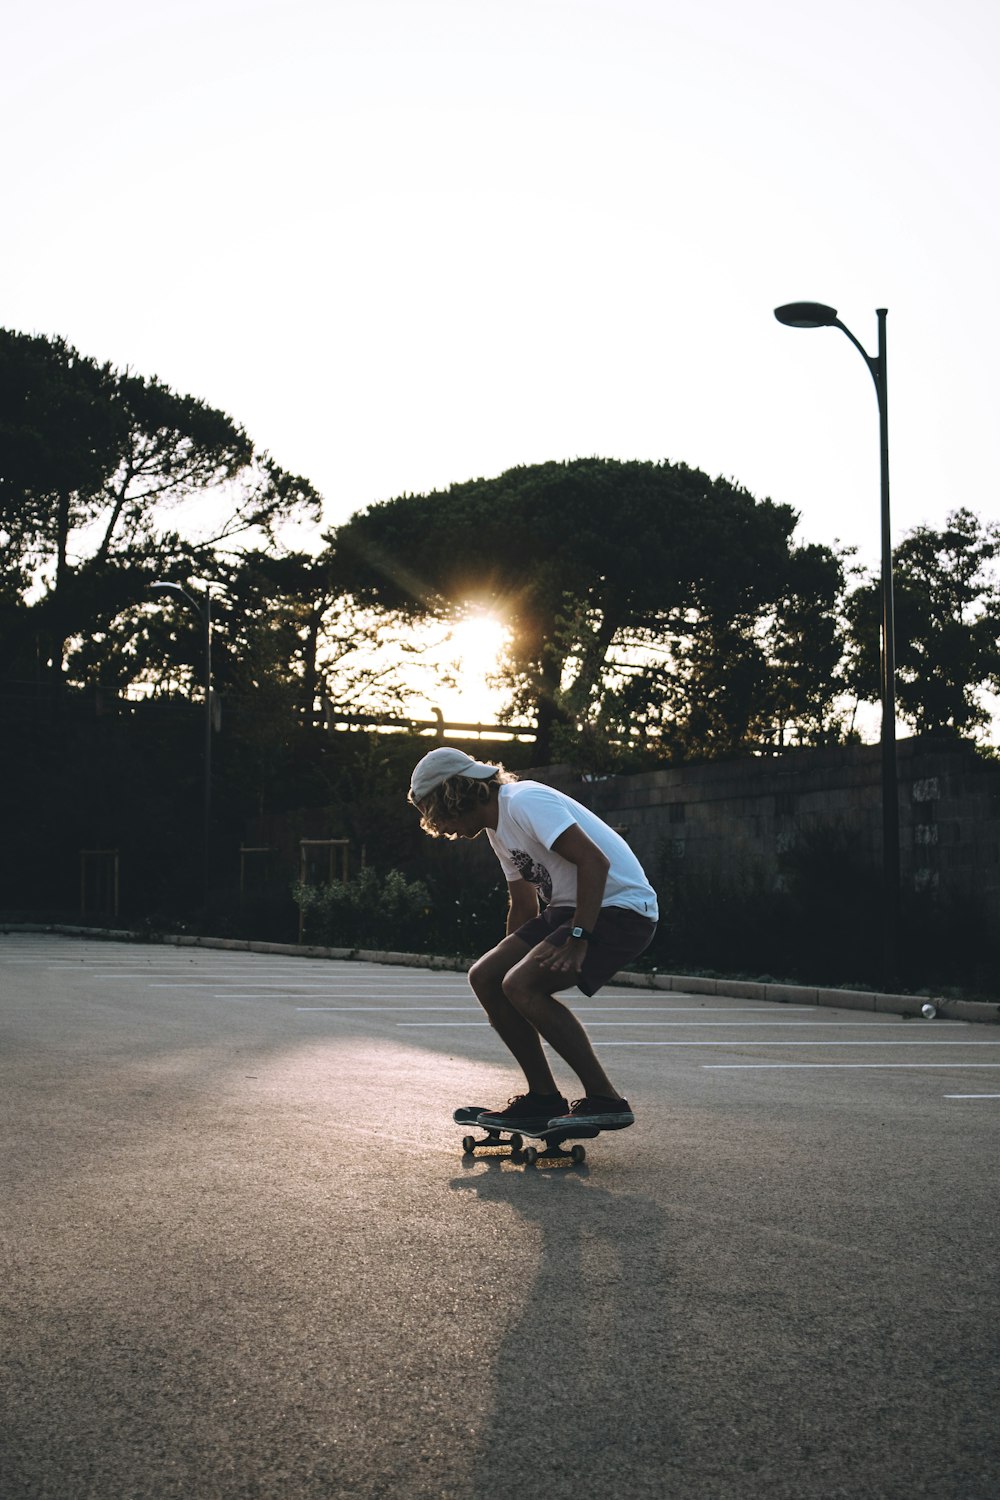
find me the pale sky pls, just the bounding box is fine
[4,0,999,720]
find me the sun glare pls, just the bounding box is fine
[437,611,510,726]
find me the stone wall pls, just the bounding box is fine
[536,737,1000,917]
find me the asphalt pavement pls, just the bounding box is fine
[1,932,998,1499]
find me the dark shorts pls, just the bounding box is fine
[513,905,658,997]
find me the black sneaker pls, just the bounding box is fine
[547,1096,635,1131]
[477,1092,570,1134]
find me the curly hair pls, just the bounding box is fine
[410,765,518,838]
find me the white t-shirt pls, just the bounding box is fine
[487,780,659,920]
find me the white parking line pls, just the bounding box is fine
[943,1093,1000,1099]
[297,1006,829,1017]
[297,1005,478,1012]
[550,1020,964,1029]
[579,1006,818,1013]
[394,1030,996,1046]
[705,1063,1000,1070]
[299,1012,938,1025]
[144,978,460,986]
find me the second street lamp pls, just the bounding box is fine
[151,581,213,903]
[773,301,900,989]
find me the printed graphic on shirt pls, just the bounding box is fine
[510,848,553,904]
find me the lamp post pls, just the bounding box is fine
[773,301,899,989]
[151,582,213,903]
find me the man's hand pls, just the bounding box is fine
[537,935,587,977]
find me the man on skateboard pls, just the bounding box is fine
[408,747,659,1136]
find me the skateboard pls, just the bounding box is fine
[453,1106,599,1165]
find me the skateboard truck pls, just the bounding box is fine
[522,1130,595,1166]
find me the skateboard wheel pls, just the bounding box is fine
[509,1133,523,1152]
[462,1135,476,1155]
[571,1144,587,1163]
[523,1145,539,1165]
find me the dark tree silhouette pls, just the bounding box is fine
[326,457,847,761]
[846,508,1000,736]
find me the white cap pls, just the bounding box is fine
[409,747,499,802]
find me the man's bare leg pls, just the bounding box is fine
[501,949,620,1099]
[467,936,562,1096]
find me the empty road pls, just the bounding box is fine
[2,932,998,1498]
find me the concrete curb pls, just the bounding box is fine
[604,968,1000,1024]
[4,922,999,1025]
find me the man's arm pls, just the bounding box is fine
[553,821,610,932]
[506,879,540,936]
[537,822,610,976]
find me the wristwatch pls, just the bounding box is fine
[569,925,594,941]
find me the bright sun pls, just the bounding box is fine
[435,611,510,727]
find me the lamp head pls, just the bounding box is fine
[150,581,204,616]
[774,301,839,329]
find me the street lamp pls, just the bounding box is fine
[773,301,899,989]
[151,581,213,902]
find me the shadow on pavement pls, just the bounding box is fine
[450,1156,681,1499]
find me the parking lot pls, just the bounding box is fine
[2,931,998,1498]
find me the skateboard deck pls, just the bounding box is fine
[453,1106,599,1165]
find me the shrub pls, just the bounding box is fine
[293,867,432,951]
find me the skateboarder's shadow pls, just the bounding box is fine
[450,1165,674,1492]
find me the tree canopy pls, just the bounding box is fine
[845,507,1000,737]
[0,327,322,684]
[326,457,850,760]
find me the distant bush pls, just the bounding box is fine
[293,860,510,960]
[294,867,432,952]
